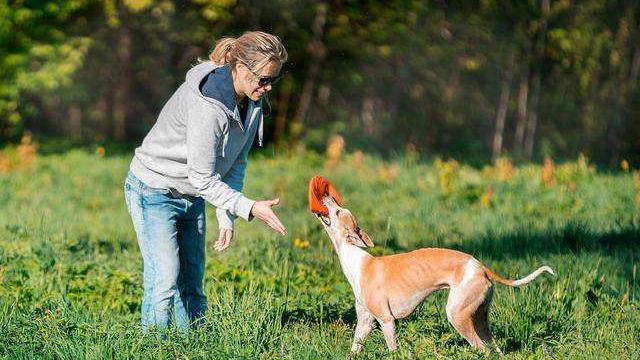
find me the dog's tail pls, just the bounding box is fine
[483,265,555,287]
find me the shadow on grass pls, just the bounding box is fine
[282,306,356,327]
[378,222,640,262]
[450,222,640,261]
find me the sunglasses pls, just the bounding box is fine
[240,61,282,87]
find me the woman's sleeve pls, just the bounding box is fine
[186,107,255,221]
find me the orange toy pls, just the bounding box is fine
[308,175,342,216]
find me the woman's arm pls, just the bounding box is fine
[186,107,255,221]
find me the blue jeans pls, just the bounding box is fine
[124,172,207,331]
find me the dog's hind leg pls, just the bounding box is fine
[446,280,492,351]
[472,285,503,354]
[351,302,375,353]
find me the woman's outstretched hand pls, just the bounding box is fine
[251,198,287,236]
[214,228,233,252]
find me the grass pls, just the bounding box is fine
[0,143,638,359]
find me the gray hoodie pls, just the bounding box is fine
[130,61,264,230]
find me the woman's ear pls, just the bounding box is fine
[233,62,244,75]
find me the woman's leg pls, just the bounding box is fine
[125,172,189,331]
[124,178,156,330]
[177,197,207,327]
[142,192,189,331]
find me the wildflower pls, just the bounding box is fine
[293,238,310,249]
[541,157,555,187]
[378,163,399,183]
[437,159,459,196]
[326,135,345,170]
[96,146,106,157]
[16,133,38,169]
[0,156,10,173]
[494,157,515,182]
[620,160,629,172]
[351,150,364,169]
[577,153,589,175]
[480,187,493,208]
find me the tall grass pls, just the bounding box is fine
[0,142,638,359]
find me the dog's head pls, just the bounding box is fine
[315,195,374,248]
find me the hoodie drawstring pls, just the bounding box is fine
[258,114,264,147]
[221,128,228,157]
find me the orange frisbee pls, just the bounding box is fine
[308,175,342,216]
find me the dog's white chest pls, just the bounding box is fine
[338,244,367,301]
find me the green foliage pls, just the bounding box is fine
[0,146,638,358]
[2,1,639,163]
[0,0,96,139]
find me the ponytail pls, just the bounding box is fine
[207,31,288,69]
[209,37,237,65]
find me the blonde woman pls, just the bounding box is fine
[124,31,288,331]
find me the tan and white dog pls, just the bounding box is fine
[314,195,554,354]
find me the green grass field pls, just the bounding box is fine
[1,143,639,359]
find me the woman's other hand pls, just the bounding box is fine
[251,198,287,236]
[214,228,234,252]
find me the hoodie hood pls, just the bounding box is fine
[185,61,264,147]
[185,61,241,122]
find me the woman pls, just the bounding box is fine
[124,31,288,331]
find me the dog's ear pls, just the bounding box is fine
[357,229,374,247]
[345,230,368,248]
[340,212,374,248]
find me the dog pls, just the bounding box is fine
[310,178,554,354]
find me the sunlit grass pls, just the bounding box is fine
[0,144,638,359]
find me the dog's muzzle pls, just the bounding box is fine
[317,214,331,226]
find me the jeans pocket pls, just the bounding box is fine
[143,188,172,206]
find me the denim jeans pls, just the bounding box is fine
[124,171,207,332]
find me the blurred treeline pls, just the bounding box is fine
[1,0,639,165]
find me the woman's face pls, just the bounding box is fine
[234,59,282,101]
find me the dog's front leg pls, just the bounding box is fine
[351,302,375,353]
[378,318,397,351]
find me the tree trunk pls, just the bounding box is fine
[524,0,549,160]
[631,34,640,91]
[289,2,328,147]
[607,8,636,163]
[524,71,540,160]
[68,105,82,140]
[94,95,108,138]
[629,9,640,90]
[112,9,132,141]
[492,50,515,162]
[273,77,292,146]
[514,67,529,159]
[361,96,377,136]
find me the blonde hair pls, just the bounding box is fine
[209,31,288,70]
